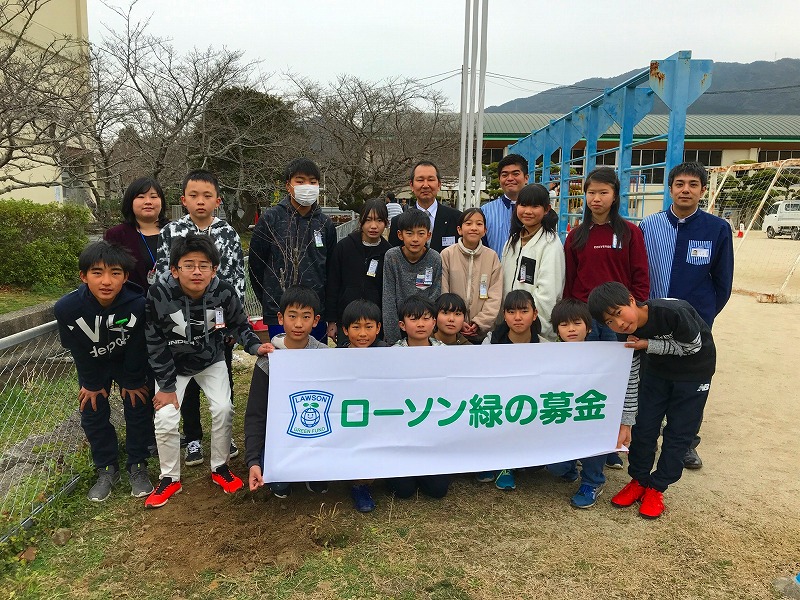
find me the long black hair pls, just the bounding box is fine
[508,183,555,250]
[570,167,630,251]
[121,176,169,227]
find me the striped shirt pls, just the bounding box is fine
[481,195,514,255]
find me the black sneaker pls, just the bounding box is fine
[306,481,329,494]
[269,482,291,498]
[180,433,188,448]
[185,440,203,466]
[229,439,239,459]
[87,465,120,502]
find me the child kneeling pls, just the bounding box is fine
[145,233,271,508]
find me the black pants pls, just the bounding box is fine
[80,385,154,470]
[628,372,710,492]
[387,475,450,499]
[181,343,234,441]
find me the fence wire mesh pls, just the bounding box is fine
[708,159,800,301]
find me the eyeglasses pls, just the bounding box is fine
[176,262,214,272]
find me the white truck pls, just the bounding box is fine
[762,200,800,240]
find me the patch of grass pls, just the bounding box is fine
[0,285,68,315]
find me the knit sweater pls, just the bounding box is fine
[563,220,649,303]
[500,228,565,341]
[381,246,442,344]
[441,240,502,338]
[640,208,733,327]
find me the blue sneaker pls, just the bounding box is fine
[495,469,515,490]
[605,452,624,469]
[351,485,376,513]
[476,471,496,483]
[571,483,604,509]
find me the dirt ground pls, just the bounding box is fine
[113,291,800,599]
[733,231,800,299]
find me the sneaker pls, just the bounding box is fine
[476,471,496,483]
[185,440,203,466]
[306,481,329,494]
[639,487,665,519]
[351,485,376,513]
[211,464,243,494]
[683,447,703,470]
[128,463,154,498]
[145,477,182,508]
[229,439,239,459]
[611,479,646,508]
[571,483,604,509]
[180,433,188,448]
[605,452,624,469]
[87,466,120,502]
[495,469,515,490]
[269,482,291,498]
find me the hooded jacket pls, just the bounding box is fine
[326,230,391,323]
[249,197,337,325]
[441,240,503,338]
[54,281,147,391]
[145,275,261,392]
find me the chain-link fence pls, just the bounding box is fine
[707,159,800,302]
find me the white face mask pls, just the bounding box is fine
[292,184,319,206]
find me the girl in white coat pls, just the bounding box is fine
[500,183,565,341]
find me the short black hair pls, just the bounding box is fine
[550,298,592,335]
[78,240,135,274]
[458,207,486,228]
[396,207,431,232]
[386,192,396,202]
[587,282,634,322]
[668,161,708,188]
[169,233,220,268]
[409,160,441,182]
[435,293,467,315]
[279,285,321,315]
[283,157,320,183]
[341,299,381,328]
[497,153,528,176]
[183,169,220,196]
[503,289,536,312]
[121,176,169,227]
[398,295,435,321]
[360,198,388,227]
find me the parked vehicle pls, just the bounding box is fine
[762,200,800,240]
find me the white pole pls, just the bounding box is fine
[457,0,471,211]
[473,0,488,208]
[465,0,480,209]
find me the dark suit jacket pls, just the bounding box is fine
[388,200,461,253]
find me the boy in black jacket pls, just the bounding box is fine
[588,281,716,520]
[54,241,154,502]
[145,234,272,508]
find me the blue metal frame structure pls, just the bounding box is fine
[508,51,713,238]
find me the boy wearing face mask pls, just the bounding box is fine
[249,158,337,342]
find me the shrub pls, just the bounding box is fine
[0,200,90,287]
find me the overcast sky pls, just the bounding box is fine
[88,0,800,110]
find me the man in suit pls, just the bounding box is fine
[388,160,461,253]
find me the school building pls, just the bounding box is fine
[481,113,800,216]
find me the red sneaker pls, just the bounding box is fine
[145,477,182,509]
[639,487,665,519]
[611,479,646,507]
[211,464,243,494]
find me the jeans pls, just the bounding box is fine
[586,318,619,341]
[547,454,606,488]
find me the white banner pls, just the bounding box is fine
[264,342,632,482]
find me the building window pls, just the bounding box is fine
[684,149,723,166]
[757,149,800,162]
[631,149,666,184]
[482,148,505,165]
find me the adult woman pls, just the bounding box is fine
[104,177,169,289]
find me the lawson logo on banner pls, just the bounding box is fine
[287,390,333,438]
[264,342,633,483]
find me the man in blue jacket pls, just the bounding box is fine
[639,161,734,470]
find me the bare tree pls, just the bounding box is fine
[289,74,459,211]
[0,0,90,198]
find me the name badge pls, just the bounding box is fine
[366,258,379,277]
[214,308,226,330]
[479,274,488,299]
[690,247,710,258]
[518,264,526,283]
[314,230,324,248]
[441,236,456,247]
[146,268,156,285]
[424,266,433,286]
[415,273,428,289]
[612,234,619,249]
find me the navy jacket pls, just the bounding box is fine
[54,281,148,391]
